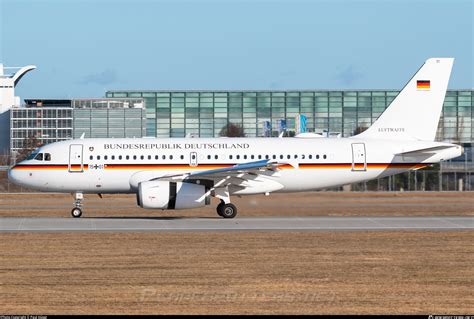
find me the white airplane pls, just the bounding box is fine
[8,58,463,218]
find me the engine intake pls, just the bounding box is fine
[137,180,209,210]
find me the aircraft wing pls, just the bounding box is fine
[128,159,296,191]
[148,159,293,198]
[154,159,293,182]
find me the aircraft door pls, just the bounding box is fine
[69,144,84,172]
[351,143,366,171]
[190,152,198,167]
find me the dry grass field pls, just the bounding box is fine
[0,191,473,218]
[0,231,472,315]
[0,192,472,314]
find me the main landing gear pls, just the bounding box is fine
[71,192,83,218]
[214,188,237,218]
[216,200,238,219]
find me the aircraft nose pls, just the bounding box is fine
[8,168,19,185]
[8,167,27,187]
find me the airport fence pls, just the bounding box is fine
[0,169,472,193]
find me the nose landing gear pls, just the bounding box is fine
[71,192,83,218]
[71,207,82,218]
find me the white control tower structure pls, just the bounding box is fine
[0,64,36,113]
[0,64,36,155]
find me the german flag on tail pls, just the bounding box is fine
[417,80,430,89]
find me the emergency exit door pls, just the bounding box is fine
[351,143,366,171]
[69,144,84,172]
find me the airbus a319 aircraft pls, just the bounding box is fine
[8,58,463,218]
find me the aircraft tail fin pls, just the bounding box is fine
[355,58,454,141]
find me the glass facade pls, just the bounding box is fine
[10,98,147,152]
[106,90,474,143]
[10,107,73,151]
[73,108,145,139]
[72,98,146,139]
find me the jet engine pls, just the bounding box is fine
[137,180,210,210]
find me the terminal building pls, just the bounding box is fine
[106,90,473,143]
[10,98,146,153]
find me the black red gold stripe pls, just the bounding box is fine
[11,163,429,170]
[11,164,86,170]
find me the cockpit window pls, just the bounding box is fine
[26,152,38,160]
[34,153,44,161]
[44,153,51,161]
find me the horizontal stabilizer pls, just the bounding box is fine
[395,145,454,156]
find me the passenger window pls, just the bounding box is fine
[272,155,276,159]
[280,155,283,159]
[236,155,240,160]
[155,155,159,160]
[180,155,184,160]
[162,155,166,160]
[244,155,247,160]
[89,155,93,160]
[133,155,137,160]
[112,155,115,160]
[207,155,211,160]
[140,155,144,160]
[294,155,298,159]
[323,154,327,159]
[287,155,291,159]
[97,155,100,160]
[301,154,305,159]
[251,155,254,160]
[104,155,108,160]
[119,155,122,160]
[316,155,320,159]
[265,155,269,159]
[229,155,233,160]
[148,155,151,160]
[170,155,173,160]
[215,155,218,160]
[309,155,312,159]
[258,155,262,160]
[44,153,51,161]
[126,155,130,160]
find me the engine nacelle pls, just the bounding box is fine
[137,180,210,210]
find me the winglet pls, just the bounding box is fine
[79,133,85,139]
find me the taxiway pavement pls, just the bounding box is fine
[0,216,472,232]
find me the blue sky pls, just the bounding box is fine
[1,0,472,99]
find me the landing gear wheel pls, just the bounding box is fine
[220,203,237,219]
[216,201,225,217]
[71,207,82,218]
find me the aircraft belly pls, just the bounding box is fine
[23,170,91,192]
[34,170,133,193]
